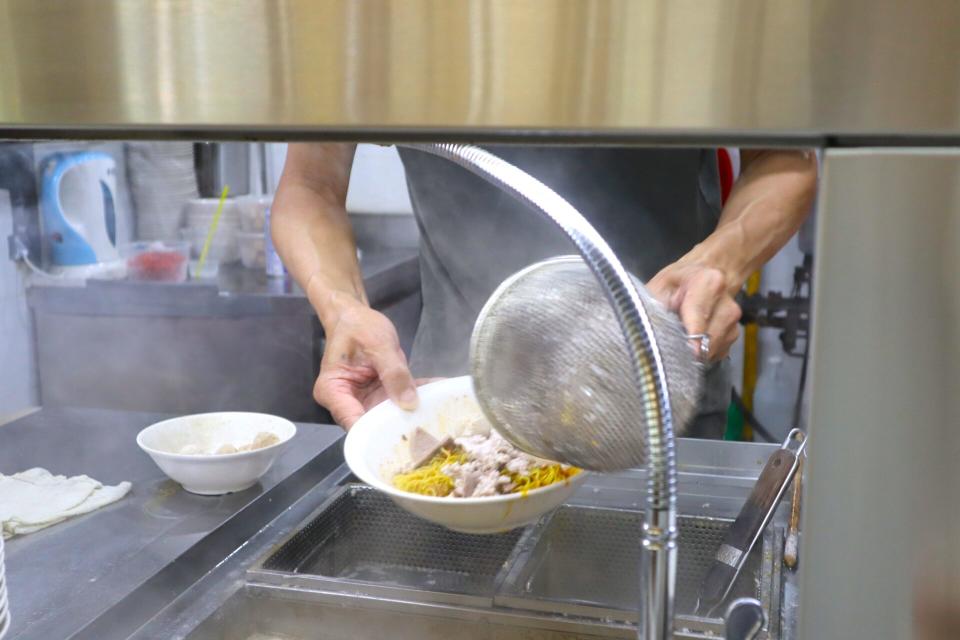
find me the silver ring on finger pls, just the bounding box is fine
[686,333,711,358]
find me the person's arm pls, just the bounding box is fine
[272,144,366,318]
[272,143,418,427]
[647,149,818,360]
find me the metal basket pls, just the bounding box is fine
[497,505,774,625]
[252,485,528,606]
[246,487,779,638]
[471,256,703,471]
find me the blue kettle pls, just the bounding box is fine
[40,151,120,268]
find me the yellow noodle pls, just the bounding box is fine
[392,448,467,497]
[510,465,580,496]
[393,446,580,497]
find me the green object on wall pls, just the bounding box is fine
[725,400,745,441]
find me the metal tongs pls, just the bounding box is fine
[695,429,807,619]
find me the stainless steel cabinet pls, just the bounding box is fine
[800,149,960,639]
[28,256,420,422]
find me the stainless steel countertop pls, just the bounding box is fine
[26,249,419,317]
[0,407,345,640]
[0,409,802,639]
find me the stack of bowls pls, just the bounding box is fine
[182,198,240,263]
[0,533,9,639]
[128,142,199,243]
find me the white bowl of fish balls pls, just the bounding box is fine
[344,376,588,534]
[137,412,297,495]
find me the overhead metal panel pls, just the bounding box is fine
[0,0,956,142]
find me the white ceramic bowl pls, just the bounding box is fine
[137,412,297,495]
[344,376,587,534]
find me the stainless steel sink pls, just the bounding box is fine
[252,485,527,607]
[185,585,632,640]
[188,485,781,640]
[496,504,778,626]
[79,441,796,640]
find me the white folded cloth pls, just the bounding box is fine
[0,468,131,539]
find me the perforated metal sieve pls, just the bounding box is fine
[470,256,704,472]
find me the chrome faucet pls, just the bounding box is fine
[402,143,680,639]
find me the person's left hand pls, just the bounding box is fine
[646,262,742,361]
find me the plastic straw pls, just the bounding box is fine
[195,185,229,277]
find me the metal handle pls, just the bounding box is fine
[725,598,766,640]
[698,429,806,616]
[784,452,804,569]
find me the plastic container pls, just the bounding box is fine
[181,197,241,263]
[237,195,272,232]
[121,241,190,283]
[183,197,240,231]
[180,226,239,263]
[237,231,266,269]
[189,259,220,281]
[264,206,286,278]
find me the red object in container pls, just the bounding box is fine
[128,250,187,282]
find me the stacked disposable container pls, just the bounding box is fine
[236,196,271,270]
[128,142,199,243]
[181,198,241,263]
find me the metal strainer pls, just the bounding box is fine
[471,256,703,472]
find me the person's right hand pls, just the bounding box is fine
[314,301,419,429]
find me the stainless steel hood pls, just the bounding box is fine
[0,0,957,144]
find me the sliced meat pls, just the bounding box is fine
[403,424,565,498]
[505,456,533,475]
[447,461,481,497]
[472,469,503,497]
[408,427,453,468]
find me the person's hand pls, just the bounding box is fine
[314,301,420,429]
[646,262,742,361]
